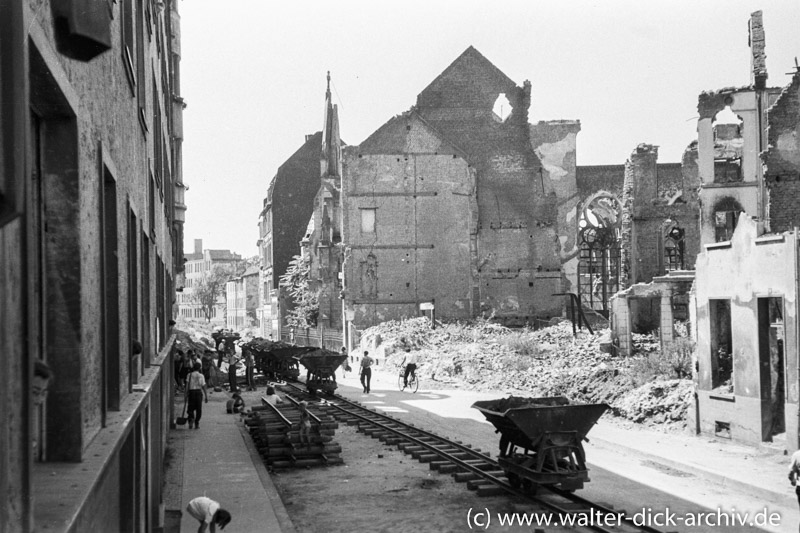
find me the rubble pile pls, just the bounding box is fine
[361,317,692,429]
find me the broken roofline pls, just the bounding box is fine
[697,84,784,118]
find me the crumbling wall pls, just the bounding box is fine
[415,47,562,324]
[343,115,477,329]
[764,71,800,232]
[694,215,799,448]
[531,120,581,292]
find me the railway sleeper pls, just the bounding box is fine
[415,453,441,463]
[453,470,505,482]
[476,485,507,497]
[270,457,344,469]
[259,444,342,457]
[398,444,425,454]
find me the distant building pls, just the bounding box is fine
[178,238,241,321]
[226,265,261,330]
[256,76,340,340]
[0,1,185,530]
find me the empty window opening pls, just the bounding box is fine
[714,158,742,183]
[713,198,743,242]
[664,225,685,272]
[577,194,622,316]
[714,421,731,439]
[712,106,744,183]
[492,93,511,122]
[709,299,733,392]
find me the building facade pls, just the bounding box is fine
[226,265,260,330]
[692,12,800,451]
[177,238,241,322]
[257,76,342,341]
[1,1,185,531]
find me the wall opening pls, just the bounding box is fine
[577,194,621,316]
[713,197,743,242]
[709,299,733,392]
[664,225,685,272]
[492,93,511,122]
[758,297,785,442]
[630,297,661,335]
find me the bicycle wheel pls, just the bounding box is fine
[397,372,406,391]
[409,374,419,393]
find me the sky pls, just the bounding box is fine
[179,0,800,257]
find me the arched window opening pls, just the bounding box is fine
[712,105,744,184]
[577,194,622,317]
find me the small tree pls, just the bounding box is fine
[191,264,233,322]
[280,254,319,328]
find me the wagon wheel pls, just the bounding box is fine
[506,472,521,489]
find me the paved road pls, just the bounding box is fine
[334,369,792,533]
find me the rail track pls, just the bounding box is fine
[276,382,670,533]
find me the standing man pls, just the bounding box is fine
[360,350,374,394]
[400,348,418,389]
[243,347,255,391]
[227,349,240,393]
[185,362,208,430]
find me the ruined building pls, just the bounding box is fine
[693,11,800,451]
[1,1,185,530]
[257,74,343,342]
[341,47,565,332]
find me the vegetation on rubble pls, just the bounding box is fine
[359,317,693,430]
[280,254,319,328]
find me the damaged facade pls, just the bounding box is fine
[342,47,564,331]
[692,11,800,450]
[1,1,185,530]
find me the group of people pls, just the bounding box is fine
[348,347,417,394]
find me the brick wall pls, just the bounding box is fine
[765,71,800,232]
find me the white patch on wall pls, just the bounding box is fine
[777,132,800,165]
[534,133,576,181]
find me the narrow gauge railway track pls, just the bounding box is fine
[278,382,669,533]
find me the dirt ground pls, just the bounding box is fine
[269,424,571,533]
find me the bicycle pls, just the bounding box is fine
[397,365,419,393]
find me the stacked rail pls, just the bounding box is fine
[244,394,343,468]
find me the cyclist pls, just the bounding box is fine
[400,348,418,389]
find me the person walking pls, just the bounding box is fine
[244,348,256,391]
[185,362,208,429]
[227,350,240,393]
[340,346,351,379]
[185,496,231,533]
[360,350,374,394]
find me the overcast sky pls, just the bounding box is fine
[179,0,800,257]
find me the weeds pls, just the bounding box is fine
[498,331,541,357]
[629,337,694,386]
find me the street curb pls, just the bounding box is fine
[236,417,298,533]
[589,436,795,508]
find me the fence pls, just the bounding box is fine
[282,326,343,351]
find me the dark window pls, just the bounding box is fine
[664,226,685,271]
[709,299,733,391]
[713,198,743,242]
[714,158,742,183]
